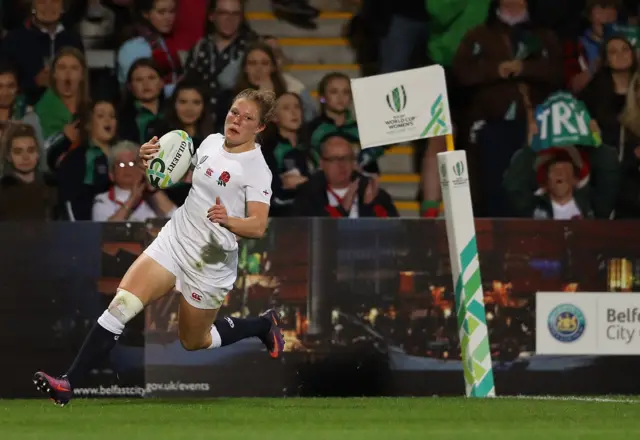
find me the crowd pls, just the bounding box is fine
[0,0,639,222]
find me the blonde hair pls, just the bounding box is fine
[620,72,640,138]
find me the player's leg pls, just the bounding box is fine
[34,254,176,406]
[178,293,284,357]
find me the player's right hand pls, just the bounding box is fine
[139,136,159,167]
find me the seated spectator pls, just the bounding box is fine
[452,0,562,217]
[48,99,117,220]
[0,61,44,153]
[184,0,257,128]
[0,123,57,220]
[92,140,176,221]
[117,0,182,97]
[580,35,637,146]
[503,143,620,219]
[118,58,165,144]
[293,134,398,217]
[564,0,620,93]
[235,42,287,98]
[148,78,214,205]
[0,0,84,104]
[615,72,640,218]
[36,47,90,141]
[308,72,383,175]
[264,92,318,216]
[262,35,317,121]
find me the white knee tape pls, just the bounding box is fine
[107,289,145,325]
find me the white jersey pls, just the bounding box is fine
[149,133,272,298]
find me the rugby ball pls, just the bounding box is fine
[146,130,194,189]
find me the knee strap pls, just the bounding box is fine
[107,288,145,325]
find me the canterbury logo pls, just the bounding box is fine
[386,85,407,113]
[225,317,234,328]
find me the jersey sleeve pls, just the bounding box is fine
[245,161,273,205]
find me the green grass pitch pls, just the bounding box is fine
[1,397,639,439]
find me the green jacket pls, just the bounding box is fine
[503,144,620,219]
[426,0,491,66]
[34,88,73,140]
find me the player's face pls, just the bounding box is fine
[224,98,263,145]
[245,49,274,86]
[274,94,301,132]
[175,88,204,126]
[9,136,39,174]
[607,39,633,71]
[210,0,243,39]
[130,66,163,103]
[145,0,176,34]
[547,161,576,199]
[91,101,117,144]
[53,54,83,98]
[112,150,143,188]
[0,72,18,109]
[33,0,63,25]
[323,78,351,114]
[320,138,355,186]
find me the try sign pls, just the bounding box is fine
[531,92,601,152]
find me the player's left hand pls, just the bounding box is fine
[207,197,229,225]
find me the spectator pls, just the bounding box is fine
[35,47,90,141]
[117,0,182,97]
[308,72,383,175]
[293,134,398,217]
[564,0,621,93]
[418,0,490,217]
[0,123,57,220]
[580,35,637,146]
[0,61,44,152]
[615,72,640,218]
[48,99,117,220]
[452,0,562,217]
[184,0,258,129]
[503,143,620,219]
[118,58,165,144]
[235,42,287,97]
[0,0,84,104]
[262,35,317,122]
[92,140,176,221]
[264,92,318,216]
[168,0,207,53]
[148,78,214,205]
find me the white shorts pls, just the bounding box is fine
[143,225,237,310]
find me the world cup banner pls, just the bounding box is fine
[536,292,640,355]
[350,65,453,149]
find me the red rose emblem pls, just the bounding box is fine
[217,171,231,186]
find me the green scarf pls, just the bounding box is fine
[34,89,73,139]
[83,142,106,185]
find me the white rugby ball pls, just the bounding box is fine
[146,130,194,189]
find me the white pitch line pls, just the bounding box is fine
[503,395,638,404]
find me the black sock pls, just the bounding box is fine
[214,316,271,347]
[65,321,120,385]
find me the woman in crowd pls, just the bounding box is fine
[118,58,165,145]
[263,92,318,216]
[235,42,287,99]
[580,35,638,147]
[35,47,90,141]
[92,140,176,222]
[117,0,182,97]
[48,99,117,220]
[148,78,214,205]
[0,123,57,220]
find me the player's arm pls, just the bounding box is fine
[225,201,269,239]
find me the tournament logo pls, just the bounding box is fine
[453,161,464,177]
[386,86,407,113]
[547,303,586,343]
